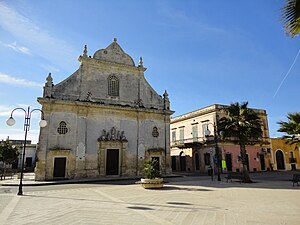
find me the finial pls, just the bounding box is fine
[44,72,54,98]
[83,45,88,57]
[163,90,170,110]
[163,90,168,97]
[114,38,117,42]
[46,73,53,83]
[138,57,143,67]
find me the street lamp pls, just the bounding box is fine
[205,122,221,181]
[6,106,47,195]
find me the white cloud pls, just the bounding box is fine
[0,104,34,117]
[0,105,14,117]
[1,41,31,55]
[0,2,77,70]
[0,72,43,89]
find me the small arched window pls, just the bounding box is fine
[152,127,159,137]
[108,75,119,97]
[57,121,68,134]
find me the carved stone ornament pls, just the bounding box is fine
[43,73,54,98]
[98,127,127,142]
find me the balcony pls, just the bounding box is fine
[171,137,206,149]
[289,158,297,164]
[220,136,270,145]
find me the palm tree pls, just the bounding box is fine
[218,102,262,183]
[278,112,300,147]
[282,0,300,37]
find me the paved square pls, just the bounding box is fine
[1,175,299,225]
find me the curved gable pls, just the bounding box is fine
[93,38,135,66]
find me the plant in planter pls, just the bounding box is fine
[141,159,164,189]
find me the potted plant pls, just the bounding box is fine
[141,159,164,189]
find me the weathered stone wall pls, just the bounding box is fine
[36,39,173,181]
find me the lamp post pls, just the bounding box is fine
[6,106,47,195]
[206,122,221,181]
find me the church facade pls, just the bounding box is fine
[35,39,173,180]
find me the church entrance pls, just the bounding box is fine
[53,157,66,178]
[106,149,119,175]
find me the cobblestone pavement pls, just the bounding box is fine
[1,175,300,225]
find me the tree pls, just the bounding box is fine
[218,102,262,183]
[0,141,19,179]
[282,0,300,38]
[278,112,300,147]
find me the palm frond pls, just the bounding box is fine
[278,112,300,146]
[282,0,300,37]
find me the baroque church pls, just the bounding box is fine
[35,38,173,180]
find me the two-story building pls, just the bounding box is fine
[170,104,271,174]
[271,138,300,171]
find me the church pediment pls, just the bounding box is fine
[93,38,135,66]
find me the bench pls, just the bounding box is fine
[0,170,16,180]
[225,173,244,183]
[292,174,300,187]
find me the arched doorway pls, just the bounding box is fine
[276,150,285,170]
[179,151,186,172]
[195,153,200,171]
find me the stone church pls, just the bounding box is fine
[35,39,173,180]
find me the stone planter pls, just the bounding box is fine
[140,178,164,189]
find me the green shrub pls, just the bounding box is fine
[143,159,160,179]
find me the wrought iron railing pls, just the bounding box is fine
[171,136,270,147]
[171,137,206,147]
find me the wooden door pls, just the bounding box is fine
[106,149,119,175]
[276,150,285,170]
[53,157,66,178]
[171,156,176,171]
[180,152,186,171]
[225,154,232,172]
[195,153,200,170]
[259,154,266,171]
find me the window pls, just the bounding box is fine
[108,75,119,97]
[179,128,184,144]
[57,121,68,134]
[192,124,198,142]
[204,153,211,165]
[172,131,176,142]
[152,127,159,137]
[202,123,209,137]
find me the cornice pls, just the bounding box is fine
[37,97,174,115]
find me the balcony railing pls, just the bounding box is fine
[171,137,206,148]
[290,158,297,163]
[171,136,270,148]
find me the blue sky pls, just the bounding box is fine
[0,0,299,143]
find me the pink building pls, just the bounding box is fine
[170,104,271,174]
